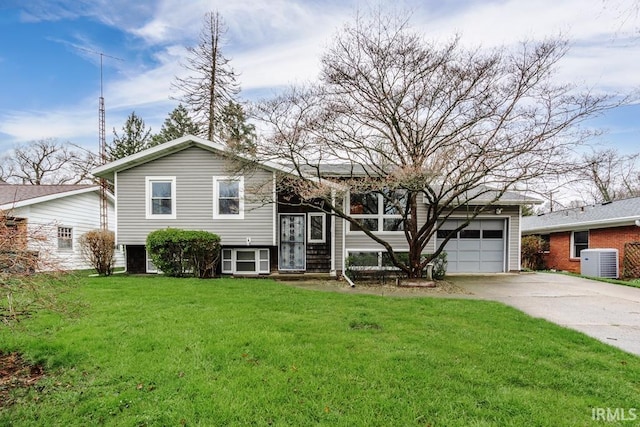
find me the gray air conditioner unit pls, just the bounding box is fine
[580,249,619,279]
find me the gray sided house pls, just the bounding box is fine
[92,135,535,276]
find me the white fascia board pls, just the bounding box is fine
[522,216,640,235]
[0,186,101,211]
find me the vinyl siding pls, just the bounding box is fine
[509,206,521,271]
[12,191,124,271]
[116,146,275,246]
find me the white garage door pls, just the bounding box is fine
[436,219,506,273]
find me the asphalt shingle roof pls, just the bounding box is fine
[522,197,640,233]
[0,183,95,206]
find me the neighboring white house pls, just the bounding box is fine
[0,181,123,271]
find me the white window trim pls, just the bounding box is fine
[146,250,159,273]
[347,191,404,234]
[345,249,409,271]
[308,212,326,244]
[145,176,177,220]
[213,176,245,219]
[221,248,269,274]
[571,230,589,259]
[57,226,73,251]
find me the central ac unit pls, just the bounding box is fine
[580,249,619,279]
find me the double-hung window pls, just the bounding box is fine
[572,230,589,258]
[213,177,244,219]
[349,190,406,232]
[146,177,176,219]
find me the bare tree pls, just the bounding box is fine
[0,210,77,325]
[172,10,240,141]
[574,148,640,202]
[253,12,617,278]
[0,139,99,185]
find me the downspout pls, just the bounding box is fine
[115,171,126,273]
[330,188,336,277]
[343,271,356,288]
[516,205,522,272]
[341,192,355,287]
[272,172,277,247]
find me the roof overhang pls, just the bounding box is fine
[0,185,108,211]
[422,193,543,206]
[522,216,640,235]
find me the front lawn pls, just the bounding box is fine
[1,275,639,426]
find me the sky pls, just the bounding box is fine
[0,0,638,158]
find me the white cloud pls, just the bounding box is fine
[2,0,638,152]
[0,108,97,145]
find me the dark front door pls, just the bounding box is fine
[279,215,305,271]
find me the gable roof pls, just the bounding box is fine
[521,197,640,234]
[0,183,103,210]
[91,135,293,180]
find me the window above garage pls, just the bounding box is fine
[348,190,407,233]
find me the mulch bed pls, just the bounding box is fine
[0,351,44,407]
[281,278,473,297]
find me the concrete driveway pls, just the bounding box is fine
[451,272,640,357]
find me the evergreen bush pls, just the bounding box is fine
[146,229,221,278]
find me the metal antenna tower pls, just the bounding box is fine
[98,53,108,230]
[78,48,123,230]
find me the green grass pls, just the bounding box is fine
[2,275,640,426]
[551,270,640,289]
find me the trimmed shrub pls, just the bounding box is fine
[79,230,115,276]
[146,229,221,278]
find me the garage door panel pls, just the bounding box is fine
[480,220,504,230]
[481,251,503,262]
[459,241,480,251]
[437,218,506,273]
[481,241,503,251]
[444,241,458,251]
[480,261,504,273]
[459,261,484,271]
[458,251,481,261]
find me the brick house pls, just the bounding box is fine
[521,198,640,277]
